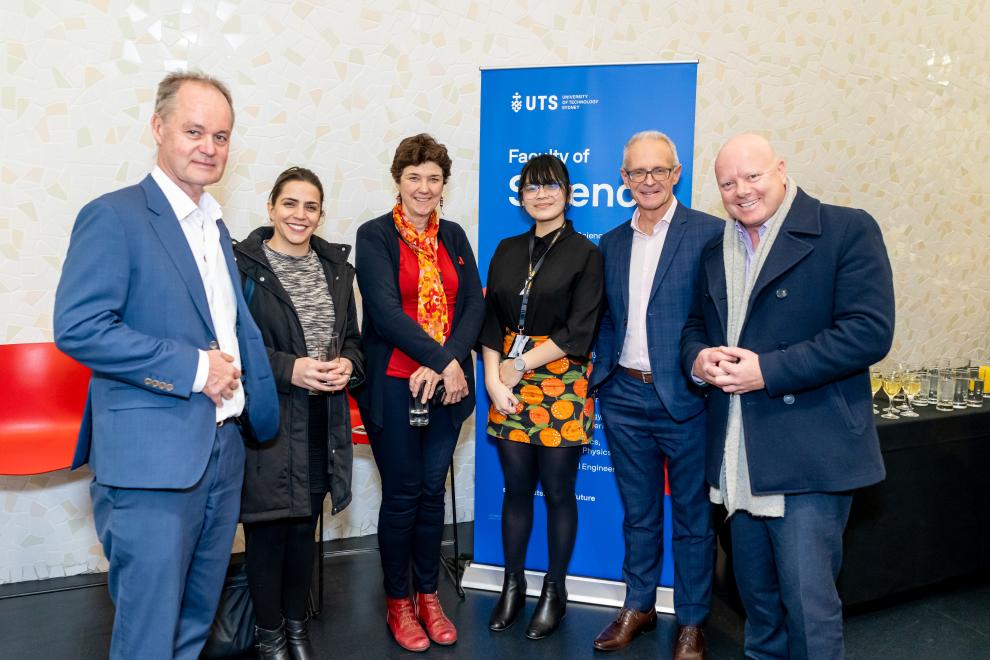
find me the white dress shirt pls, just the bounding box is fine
[151,167,243,422]
[618,198,678,372]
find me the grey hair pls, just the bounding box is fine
[622,130,680,169]
[154,70,234,124]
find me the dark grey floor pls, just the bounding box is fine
[2,524,988,659]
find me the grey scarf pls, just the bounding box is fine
[710,177,797,517]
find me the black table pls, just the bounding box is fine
[716,402,990,607]
[836,402,990,605]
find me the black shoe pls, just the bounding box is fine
[285,617,316,660]
[256,621,291,660]
[489,571,527,631]
[525,578,567,639]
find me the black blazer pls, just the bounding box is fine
[354,212,485,432]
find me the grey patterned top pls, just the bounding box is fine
[262,242,336,361]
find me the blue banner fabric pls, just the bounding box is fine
[474,62,699,585]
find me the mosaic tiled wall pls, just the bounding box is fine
[2,1,988,583]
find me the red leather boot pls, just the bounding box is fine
[415,592,458,645]
[386,596,430,652]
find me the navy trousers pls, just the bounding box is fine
[730,492,853,660]
[597,372,713,623]
[366,376,460,598]
[90,423,244,660]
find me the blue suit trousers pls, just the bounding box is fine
[730,492,852,660]
[598,372,713,623]
[91,423,244,660]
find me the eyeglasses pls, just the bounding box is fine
[624,166,676,183]
[521,182,562,196]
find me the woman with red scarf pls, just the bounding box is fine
[355,134,484,652]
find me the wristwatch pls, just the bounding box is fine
[513,357,527,372]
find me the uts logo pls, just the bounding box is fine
[511,92,559,112]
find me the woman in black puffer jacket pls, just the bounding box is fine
[234,167,364,660]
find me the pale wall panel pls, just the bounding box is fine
[1,0,987,583]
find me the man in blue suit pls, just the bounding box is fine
[681,133,894,659]
[54,71,278,659]
[590,131,722,659]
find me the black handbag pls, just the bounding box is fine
[200,558,255,659]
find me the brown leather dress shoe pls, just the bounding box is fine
[673,625,706,660]
[592,607,658,651]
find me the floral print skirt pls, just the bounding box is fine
[486,331,594,447]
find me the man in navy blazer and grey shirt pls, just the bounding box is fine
[54,71,278,659]
[681,133,894,659]
[590,131,722,659]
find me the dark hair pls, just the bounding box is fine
[518,154,571,204]
[268,166,324,208]
[390,133,452,183]
[155,70,235,124]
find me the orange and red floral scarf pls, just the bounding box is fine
[392,203,448,344]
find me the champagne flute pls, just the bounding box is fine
[893,362,910,410]
[316,332,341,390]
[869,369,883,414]
[324,332,340,362]
[900,372,920,417]
[881,371,902,419]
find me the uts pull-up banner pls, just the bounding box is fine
[471,62,699,596]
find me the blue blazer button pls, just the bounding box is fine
[776,288,788,298]
[783,394,795,404]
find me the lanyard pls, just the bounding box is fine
[517,226,563,333]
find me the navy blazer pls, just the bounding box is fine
[54,175,279,489]
[680,188,895,494]
[590,202,723,422]
[354,212,485,432]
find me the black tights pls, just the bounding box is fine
[497,441,582,582]
[243,492,325,629]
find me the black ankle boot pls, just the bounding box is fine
[284,617,315,660]
[256,621,291,660]
[525,578,567,639]
[489,570,527,631]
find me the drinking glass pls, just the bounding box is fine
[914,370,930,406]
[869,369,883,414]
[408,380,429,426]
[319,332,340,362]
[963,366,983,408]
[953,370,968,409]
[980,363,990,399]
[924,367,939,406]
[970,367,985,407]
[409,394,429,426]
[880,372,902,419]
[900,372,920,417]
[936,369,955,411]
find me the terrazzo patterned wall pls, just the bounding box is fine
[2,0,988,583]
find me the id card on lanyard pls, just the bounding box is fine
[508,227,563,357]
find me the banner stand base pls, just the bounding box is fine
[461,562,674,614]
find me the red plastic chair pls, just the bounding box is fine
[348,393,368,445]
[0,342,90,475]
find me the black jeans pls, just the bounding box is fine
[367,376,460,598]
[243,491,324,629]
[243,397,329,629]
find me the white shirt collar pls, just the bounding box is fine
[630,197,678,236]
[151,166,222,223]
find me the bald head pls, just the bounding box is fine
[714,133,787,228]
